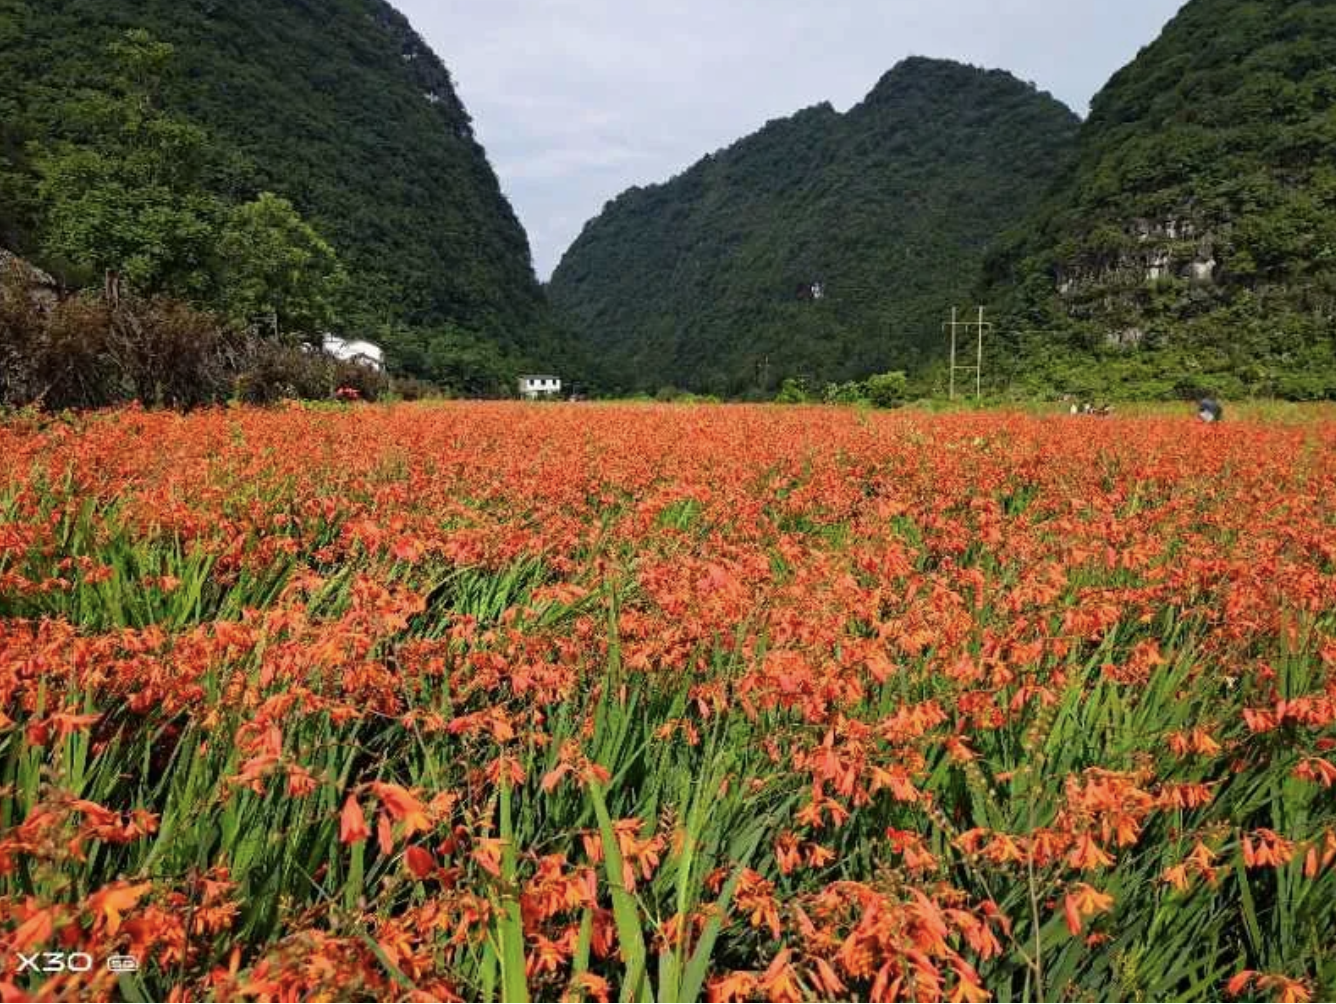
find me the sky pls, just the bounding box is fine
[399,0,1186,281]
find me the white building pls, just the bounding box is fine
[321,334,385,371]
[518,374,562,399]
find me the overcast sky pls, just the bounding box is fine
[398,0,1185,280]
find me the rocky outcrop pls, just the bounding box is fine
[1056,216,1219,296]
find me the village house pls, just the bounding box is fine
[518,374,561,399]
[321,334,385,371]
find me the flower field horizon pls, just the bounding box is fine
[2,401,1334,1002]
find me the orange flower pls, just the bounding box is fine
[9,400,1336,1000]
[370,782,431,835]
[472,838,504,878]
[404,845,435,879]
[1294,757,1336,787]
[10,907,55,952]
[88,881,151,936]
[1068,833,1115,871]
[340,795,370,845]
[1063,883,1114,935]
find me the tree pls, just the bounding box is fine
[421,322,513,396]
[32,30,222,300]
[218,192,346,338]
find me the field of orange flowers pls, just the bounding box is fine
[1,401,1335,1002]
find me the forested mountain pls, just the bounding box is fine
[988,0,1336,400]
[547,58,1080,396]
[0,0,572,391]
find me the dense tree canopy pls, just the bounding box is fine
[5,0,1333,400]
[548,59,1080,396]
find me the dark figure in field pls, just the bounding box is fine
[1198,398,1223,423]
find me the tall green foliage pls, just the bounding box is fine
[23,30,347,343]
[31,29,221,297]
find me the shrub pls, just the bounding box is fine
[774,377,808,404]
[232,341,389,406]
[2,263,393,410]
[2,275,255,410]
[331,358,389,402]
[822,380,869,406]
[390,375,443,401]
[864,370,909,408]
[231,341,333,404]
[105,298,248,408]
[1,288,116,410]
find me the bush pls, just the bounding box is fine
[654,385,680,402]
[0,281,248,410]
[822,380,869,406]
[107,299,249,408]
[390,375,443,401]
[330,358,389,403]
[232,341,387,405]
[1,270,388,410]
[774,378,808,404]
[0,291,116,410]
[864,370,909,408]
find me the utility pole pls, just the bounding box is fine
[976,305,985,401]
[943,306,991,402]
[944,307,958,401]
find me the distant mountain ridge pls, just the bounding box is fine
[548,57,1081,396]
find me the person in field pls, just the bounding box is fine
[1198,398,1222,423]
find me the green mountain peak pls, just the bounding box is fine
[548,57,1080,396]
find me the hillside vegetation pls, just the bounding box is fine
[5,0,1333,402]
[988,0,1336,400]
[548,59,1079,397]
[0,0,573,393]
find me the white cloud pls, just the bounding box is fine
[399,0,1186,279]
